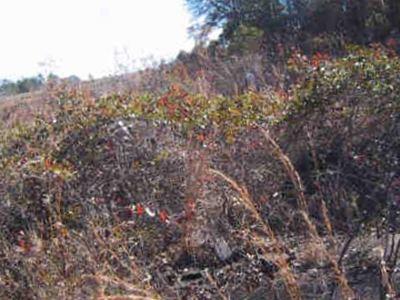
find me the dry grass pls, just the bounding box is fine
[261,128,354,299]
[209,168,302,299]
[1,46,400,299]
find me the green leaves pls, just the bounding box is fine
[288,47,400,116]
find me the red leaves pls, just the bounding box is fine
[157,84,193,120]
[16,231,30,254]
[125,201,189,225]
[197,133,206,142]
[276,88,288,100]
[185,198,196,221]
[18,239,26,249]
[127,202,170,224]
[166,103,178,116]
[136,203,144,216]
[311,52,330,68]
[158,96,168,107]
[174,199,196,224]
[44,158,53,170]
[157,95,179,118]
[159,210,169,223]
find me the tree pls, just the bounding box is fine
[0,75,44,96]
[0,80,18,96]
[16,76,44,93]
[186,0,284,42]
[186,0,400,54]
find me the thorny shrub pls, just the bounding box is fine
[1,46,400,298]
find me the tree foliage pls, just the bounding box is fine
[187,0,400,52]
[187,0,284,41]
[0,75,44,96]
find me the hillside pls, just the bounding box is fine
[0,45,399,299]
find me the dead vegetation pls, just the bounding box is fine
[1,46,400,299]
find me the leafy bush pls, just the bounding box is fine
[283,46,400,231]
[1,47,400,298]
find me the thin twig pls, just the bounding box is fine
[338,235,354,267]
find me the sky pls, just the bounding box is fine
[0,0,196,80]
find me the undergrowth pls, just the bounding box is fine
[1,47,400,299]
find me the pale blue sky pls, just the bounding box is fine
[0,0,196,80]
